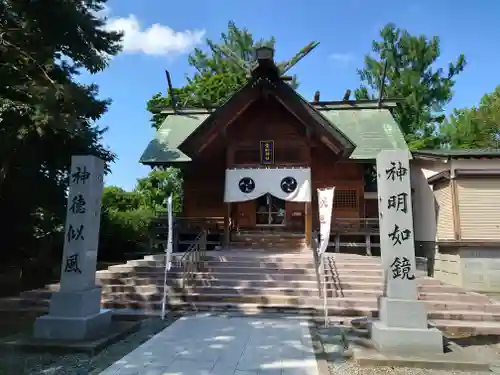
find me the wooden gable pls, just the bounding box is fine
[179,59,355,160]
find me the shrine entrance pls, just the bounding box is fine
[256,193,286,226]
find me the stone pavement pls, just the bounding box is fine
[98,313,320,375]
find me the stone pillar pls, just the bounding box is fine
[371,150,443,354]
[34,155,111,341]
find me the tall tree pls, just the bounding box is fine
[440,86,500,149]
[0,0,122,270]
[147,21,300,129]
[355,23,466,149]
[135,168,183,213]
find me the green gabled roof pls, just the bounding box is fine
[319,108,408,159]
[139,113,211,164]
[140,104,408,164]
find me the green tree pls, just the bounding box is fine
[147,21,299,129]
[102,186,142,212]
[135,168,183,213]
[0,0,122,281]
[355,23,466,149]
[440,86,500,149]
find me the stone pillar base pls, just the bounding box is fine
[371,321,443,355]
[34,310,111,341]
[33,287,111,341]
[371,297,444,355]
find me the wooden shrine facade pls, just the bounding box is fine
[140,47,408,248]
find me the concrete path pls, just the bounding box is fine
[98,313,320,375]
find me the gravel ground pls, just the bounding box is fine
[0,316,178,375]
[312,323,499,375]
[327,361,493,375]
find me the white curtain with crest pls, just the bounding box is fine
[224,167,312,202]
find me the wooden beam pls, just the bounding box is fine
[196,98,257,156]
[305,204,311,247]
[224,203,231,247]
[450,179,461,240]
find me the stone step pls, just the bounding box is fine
[98,284,491,305]
[229,243,307,250]
[430,319,500,335]
[95,276,466,294]
[189,294,497,313]
[98,298,500,327]
[99,285,377,298]
[230,238,306,245]
[99,270,323,281]
[127,253,382,264]
[127,259,317,269]
[142,252,381,264]
[100,292,500,313]
[22,280,495,313]
[418,292,491,304]
[428,310,500,322]
[28,279,474,302]
[97,270,445,285]
[14,295,500,329]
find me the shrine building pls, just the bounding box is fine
[139,46,410,253]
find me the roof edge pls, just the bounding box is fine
[412,149,500,160]
[159,98,402,115]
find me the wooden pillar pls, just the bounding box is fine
[305,202,312,247]
[224,202,231,247]
[450,179,461,240]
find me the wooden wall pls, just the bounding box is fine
[310,142,364,229]
[226,97,310,228]
[181,96,366,228]
[182,148,226,218]
[226,97,309,168]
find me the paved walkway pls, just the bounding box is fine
[99,313,320,375]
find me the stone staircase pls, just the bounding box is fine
[14,250,500,335]
[230,230,307,249]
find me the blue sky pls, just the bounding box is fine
[82,0,500,190]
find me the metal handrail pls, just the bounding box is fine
[312,232,328,327]
[179,230,207,288]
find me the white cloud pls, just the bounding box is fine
[103,11,205,56]
[329,53,354,65]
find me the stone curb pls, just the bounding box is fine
[354,353,491,372]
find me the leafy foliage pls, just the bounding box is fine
[354,23,466,149]
[99,207,155,260]
[0,0,122,286]
[102,186,141,212]
[146,21,299,129]
[135,168,183,213]
[98,168,183,259]
[440,86,500,149]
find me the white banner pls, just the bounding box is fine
[162,194,174,320]
[317,187,335,255]
[166,195,173,269]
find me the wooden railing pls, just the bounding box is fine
[330,218,379,233]
[151,216,380,242]
[175,217,225,232]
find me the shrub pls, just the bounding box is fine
[99,207,155,261]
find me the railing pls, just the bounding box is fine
[178,230,207,288]
[158,216,379,234]
[331,218,379,233]
[175,217,225,232]
[149,215,170,253]
[312,232,329,327]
